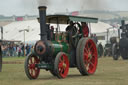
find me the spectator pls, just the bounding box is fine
[26,44,30,56]
[93,34,98,44]
[31,45,34,53]
[17,45,21,57]
[9,44,13,56]
[21,43,24,56]
[13,45,17,56]
[1,43,35,57]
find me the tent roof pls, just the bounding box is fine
[2,20,112,43]
[91,21,112,33]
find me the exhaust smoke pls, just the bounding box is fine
[21,0,128,15]
[36,0,108,14]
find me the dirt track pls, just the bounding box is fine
[0,57,128,85]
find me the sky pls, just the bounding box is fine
[0,0,128,16]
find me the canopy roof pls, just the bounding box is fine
[46,15,98,24]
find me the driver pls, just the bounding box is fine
[65,21,75,43]
[66,21,74,32]
[66,21,76,67]
[50,26,54,40]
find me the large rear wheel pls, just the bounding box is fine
[24,53,40,79]
[119,38,128,60]
[54,52,69,78]
[120,48,128,60]
[77,38,98,75]
[76,38,85,71]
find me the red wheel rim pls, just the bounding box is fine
[58,54,69,78]
[28,56,40,78]
[83,39,98,74]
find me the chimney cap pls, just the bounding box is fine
[38,6,47,10]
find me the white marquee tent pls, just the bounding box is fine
[2,20,112,44]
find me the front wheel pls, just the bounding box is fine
[54,52,69,78]
[24,53,40,79]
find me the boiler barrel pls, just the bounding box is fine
[34,40,70,58]
[50,41,70,56]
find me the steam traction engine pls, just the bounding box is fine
[24,6,98,79]
[112,20,128,60]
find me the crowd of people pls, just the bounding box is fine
[2,43,34,57]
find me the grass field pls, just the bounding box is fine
[0,57,128,85]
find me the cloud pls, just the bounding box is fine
[0,0,128,16]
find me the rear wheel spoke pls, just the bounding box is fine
[84,48,89,54]
[59,68,64,74]
[89,62,94,67]
[85,64,89,70]
[92,53,97,58]
[30,58,33,64]
[59,57,63,62]
[31,69,33,76]
[89,44,93,50]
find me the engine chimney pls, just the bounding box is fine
[38,6,47,41]
[121,20,125,32]
[121,20,125,26]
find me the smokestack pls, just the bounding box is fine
[121,20,125,32]
[38,6,47,41]
[121,20,125,26]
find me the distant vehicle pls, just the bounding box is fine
[24,6,99,79]
[112,20,128,60]
[104,27,119,57]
